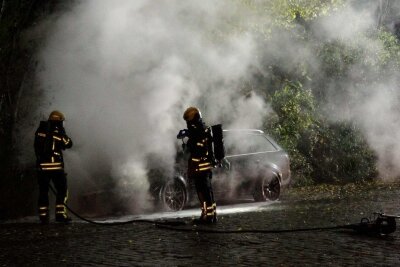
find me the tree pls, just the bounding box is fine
[266,81,316,185]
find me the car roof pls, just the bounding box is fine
[222,129,264,134]
[222,128,283,151]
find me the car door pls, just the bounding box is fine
[212,132,279,198]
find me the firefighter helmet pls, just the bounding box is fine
[183,107,202,122]
[48,110,65,121]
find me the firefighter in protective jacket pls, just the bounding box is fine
[34,110,73,224]
[183,107,217,224]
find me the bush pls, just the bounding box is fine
[299,121,378,184]
[266,80,316,186]
[266,80,378,186]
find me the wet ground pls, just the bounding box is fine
[1,182,400,266]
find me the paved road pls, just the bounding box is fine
[1,183,399,266]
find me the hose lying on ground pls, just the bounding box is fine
[49,185,398,235]
[155,223,353,233]
[49,185,157,226]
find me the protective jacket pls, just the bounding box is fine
[187,125,215,173]
[34,121,73,171]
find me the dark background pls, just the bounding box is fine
[0,0,66,219]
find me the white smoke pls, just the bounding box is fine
[32,0,268,213]
[17,1,400,214]
[351,80,400,180]
[311,3,400,181]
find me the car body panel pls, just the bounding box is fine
[211,130,290,200]
[151,129,291,210]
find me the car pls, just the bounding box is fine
[149,129,291,211]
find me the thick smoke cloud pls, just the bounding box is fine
[311,3,400,180]
[31,0,268,212]
[19,1,400,213]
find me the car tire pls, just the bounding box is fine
[253,174,281,202]
[159,178,187,211]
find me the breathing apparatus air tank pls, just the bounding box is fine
[211,124,225,162]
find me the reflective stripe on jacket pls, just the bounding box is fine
[34,122,73,171]
[187,127,214,172]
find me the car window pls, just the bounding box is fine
[224,133,277,155]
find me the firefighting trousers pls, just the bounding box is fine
[192,170,216,219]
[37,171,68,217]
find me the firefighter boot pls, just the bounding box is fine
[55,204,72,223]
[195,202,216,224]
[39,206,49,224]
[205,203,216,224]
[193,202,209,225]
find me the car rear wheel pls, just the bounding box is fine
[253,174,281,201]
[160,179,187,211]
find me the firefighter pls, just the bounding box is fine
[34,110,73,224]
[183,107,217,224]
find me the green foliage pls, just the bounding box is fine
[270,81,315,144]
[249,1,400,186]
[317,41,361,78]
[262,41,385,185]
[300,122,377,184]
[266,81,378,186]
[375,30,400,70]
[238,0,345,28]
[220,0,345,40]
[266,0,345,28]
[315,29,400,82]
[266,81,316,185]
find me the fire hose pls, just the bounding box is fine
[154,212,400,236]
[49,184,156,226]
[50,185,399,235]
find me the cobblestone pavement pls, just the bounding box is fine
[1,183,400,266]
